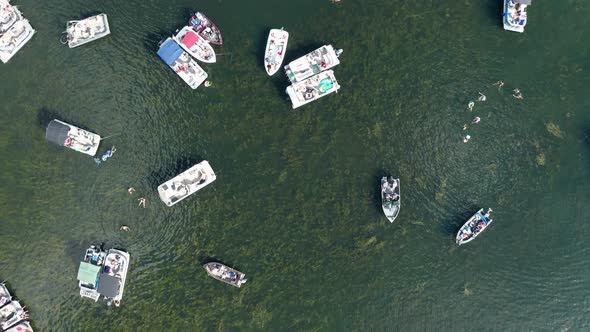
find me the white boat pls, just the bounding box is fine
[284,45,342,83]
[173,26,216,63]
[77,245,130,307]
[157,160,216,207]
[0,18,34,64]
[0,301,28,331]
[157,37,208,89]
[456,208,494,245]
[0,0,22,36]
[4,321,33,332]
[381,177,400,222]
[45,119,101,156]
[0,282,11,307]
[503,0,531,33]
[286,70,340,109]
[264,28,288,76]
[203,263,247,288]
[62,14,110,48]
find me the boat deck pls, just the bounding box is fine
[67,14,110,48]
[157,161,216,206]
[284,45,340,83]
[286,70,340,109]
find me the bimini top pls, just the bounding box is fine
[515,0,532,4]
[157,39,183,66]
[97,274,120,298]
[45,120,70,146]
[77,262,101,285]
[181,30,199,48]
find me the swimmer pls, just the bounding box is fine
[204,81,212,87]
[463,135,471,143]
[468,101,475,111]
[128,187,135,194]
[472,117,481,124]
[492,80,504,90]
[478,92,486,102]
[138,198,146,208]
[120,226,130,232]
[463,124,468,131]
[513,88,524,99]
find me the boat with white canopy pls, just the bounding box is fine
[503,0,531,33]
[0,17,34,64]
[45,119,101,156]
[286,70,340,109]
[284,45,342,83]
[157,37,208,89]
[157,160,216,206]
[62,14,110,48]
[173,26,216,63]
[264,28,289,76]
[203,263,247,288]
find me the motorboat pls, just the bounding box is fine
[4,321,33,332]
[381,177,400,222]
[264,28,288,76]
[0,18,34,64]
[45,119,101,156]
[0,0,22,36]
[0,301,28,331]
[189,11,223,45]
[77,245,130,307]
[203,263,247,288]
[157,37,208,89]
[456,208,494,245]
[503,0,531,33]
[0,282,11,307]
[62,14,110,48]
[284,45,342,83]
[286,70,340,109]
[173,26,216,63]
[157,160,216,206]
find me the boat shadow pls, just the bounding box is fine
[144,31,171,54]
[489,0,505,28]
[146,155,205,189]
[36,108,99,133]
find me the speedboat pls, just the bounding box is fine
[157,160,216,207]
[77,245,130,307]
[284,45,342,83]
[4,321,33,332]
[45,119,101,156]
[203,263,247,288]
[456,208,494,245]
[381,177,400,222]
[0,301,28,331]
[173,26,216,63]
[0,0,22,36]
[0,18,34,64]
[189,11,223,45]
[0,282,11,307]
[503,0,531,33]
[157,37,208,89]
[62,14,110,48]
[264,28,288,76]
[285,70,340,109]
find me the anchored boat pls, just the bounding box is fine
[0,0,22,36]
[157,160,216,207]
[173,26,216,63]
[381,177,400,222]
[286,70,340,109]
[0,301,28,331]
[189,11,223,45]
[203,263,247,288]
[157,37,208,89]
[503,0,531,33]
[77,245,130,307]
[264,28,289,76]
[0,17,34,64]
[62,14,110,48]
[0,282,11,307]
[456,208,493,245]
[45,119,101,156]
[4,321,33,332]
[284,45,342,83]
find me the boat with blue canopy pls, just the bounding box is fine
[456,208,494,245]
[157,37,208,89]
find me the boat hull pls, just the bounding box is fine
[0,19,35,64]
[456,208,493,245]
[66,14,110,48]
[264,28,289,76]
[381,177,400,222]
[502,0,527,33]
[174,26,216,63]
[286,70,340,109]
[157,160,216,206]
[203,263,247,288]
[189,12,223,45]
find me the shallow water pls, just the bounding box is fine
[1,0,590,330]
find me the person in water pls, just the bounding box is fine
[463,135,471,143]
[478,92,486,102]
[138,198,146,208]
[472,117,481,124]
[513,88,524,99]
[468,101,475,111]
[120,226,130,232]
[492,80,504,90]
[128,187,135,194]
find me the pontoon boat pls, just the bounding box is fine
[157,37,208,89]
[62,14,110,48]
[0,0,22,36]
[45,119,101,156]
[157,160,216,206]
[173,26,216,63]
[503,0,531,33]
[264,28,288,76]
[203,262,247,288]
[0,18,34,63]
[189,11,223,45]
[456,208,494,245]
[381,177,400,222]
[286,70,340,109]
[284,45,342,83]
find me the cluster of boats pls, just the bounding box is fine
[0,282,33,332]
[0,0,34,64]
[157,11,223,89]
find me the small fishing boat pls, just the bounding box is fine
[286,70,340,109]
[4,321,33,332]
[157,37,208,89]
[62,14,110,48]
[456,208,494,245]
[264,28,289,76]
[203,263,247,288]
[173,26,216,63]
[45,119,101,156]
[157,160,216,206]
[284,45,342,83]
[77,245,130,306]
[0,0,22,36]
[189,12,223,45]
[0,282,11,307]
[503,0,531,33]
[0,18,34,64]
[381,177,400,222]
[0,301,28,331]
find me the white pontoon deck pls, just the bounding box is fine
[63,14,110,48]
[0,0,22,36]
[0,18,34,64]
[284,45,342,83]
[503,0,531,33]
[45,119,101,156]
[158,160,216,206]
[286,70,340,109]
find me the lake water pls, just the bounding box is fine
[1,0,590,330]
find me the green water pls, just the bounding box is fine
[1,0,590,330]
